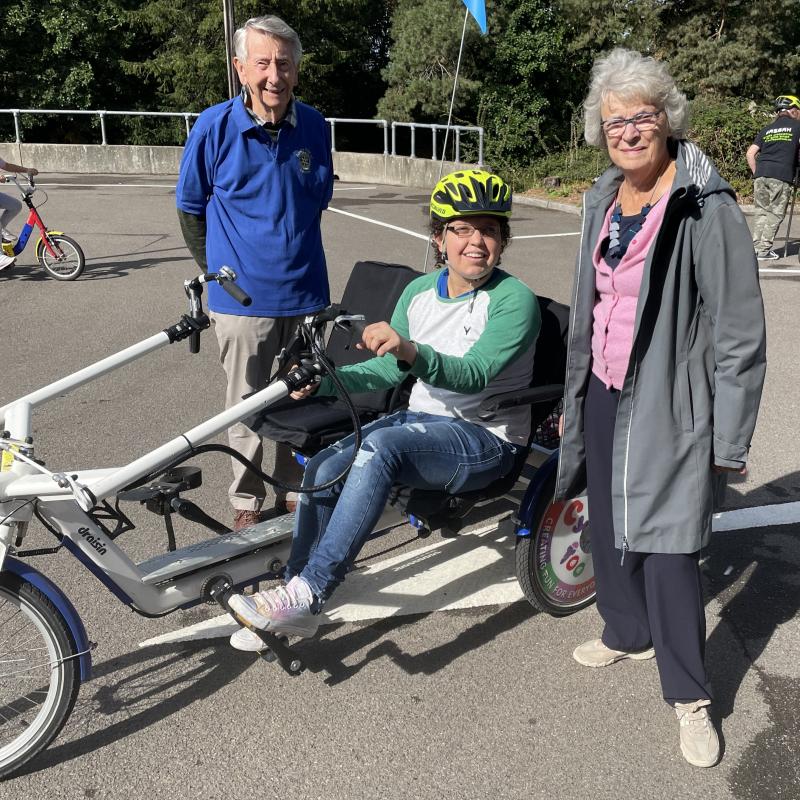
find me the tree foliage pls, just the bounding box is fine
[123,0,393,117]
[377,0,483,123]
[0,0,797,183]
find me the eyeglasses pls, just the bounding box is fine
[445,222,502,239]
[600,110,663,138]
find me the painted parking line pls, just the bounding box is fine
[37,182,176,189]
[139,520,519,648]
[326,206,429,240]
[759,267,800,275]
[138,500,800,649]
[327,206,583,242]
[514,232,581,239]
[712,500,800,531]
[32,182,376,191]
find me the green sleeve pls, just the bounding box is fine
[411,279,540,393]
[178,209,208,273]
[315,279,416,396]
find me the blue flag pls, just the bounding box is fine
[461,0,487,34]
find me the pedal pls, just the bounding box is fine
[205,575,304,675]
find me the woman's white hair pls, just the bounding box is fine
[233,15,303,66]
[583,48,689,150]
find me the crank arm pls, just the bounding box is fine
[205,576,304,675]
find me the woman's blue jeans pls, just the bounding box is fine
[286,411,518,603]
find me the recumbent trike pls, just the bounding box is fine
[0,262,593,778]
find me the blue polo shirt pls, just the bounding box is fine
[176,97,333,316]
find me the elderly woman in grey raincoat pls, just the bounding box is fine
[556,48,766,768]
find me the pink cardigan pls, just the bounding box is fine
[591,194,669,390]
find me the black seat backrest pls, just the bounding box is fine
[249,260,422,453]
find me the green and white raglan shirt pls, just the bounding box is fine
[317,268,541,445]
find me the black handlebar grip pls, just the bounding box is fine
[220,279,252,307]
[350,319,368,339]
[189,330,200,354]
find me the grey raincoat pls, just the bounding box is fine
[555,140,767,555]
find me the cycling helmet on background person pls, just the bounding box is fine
[430,169,512,221]
[774,95,800,112]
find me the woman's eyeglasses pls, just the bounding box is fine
[601,110,663,138]
[445,223,502,239]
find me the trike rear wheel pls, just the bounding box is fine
[0,573,80,779]
[37,234,85,281]
[515,471,596,616]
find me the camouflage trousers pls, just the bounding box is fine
[752,176,794,256]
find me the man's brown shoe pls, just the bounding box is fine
[233,509,262,531]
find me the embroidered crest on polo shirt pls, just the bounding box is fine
[296,149,312,173]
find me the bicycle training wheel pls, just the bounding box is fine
[37,234,85,281]
[0,573,81,779]
[515,470,596,616]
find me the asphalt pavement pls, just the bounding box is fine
[0,175,798,799]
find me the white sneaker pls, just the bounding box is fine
[228,576,319,638]
[0,252,15,271]
[675,700,720,767]
[1,229,16,243]
[229,627,269,652]
[572,638,655,667]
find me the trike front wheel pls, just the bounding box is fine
[0,573,81,779]
[515,470,596,616]
[37,234,85,281]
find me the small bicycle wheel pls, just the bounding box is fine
[515,470,596,616]
[37,234,85,281]
[0,573,81,779]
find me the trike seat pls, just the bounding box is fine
[254,260,422,454]
[390,294,569,533]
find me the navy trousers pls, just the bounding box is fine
[584,372,712,704]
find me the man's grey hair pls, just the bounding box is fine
[583,48,689,151]
[233,15,303,66]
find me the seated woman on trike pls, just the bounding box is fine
[229,169,541,648]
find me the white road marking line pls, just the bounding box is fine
[513,232,581,239]
[30,182,376,191]
[712,501,800,531]
[35,182,176,189]
[326,206,428,240]
[139,521,520,648]
[759,267,800,275]
[138,501,800,647]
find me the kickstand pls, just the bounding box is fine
[206,576,305,675]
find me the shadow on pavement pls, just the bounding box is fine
[16,640,253,777]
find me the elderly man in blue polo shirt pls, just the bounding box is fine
[176,14,333,530]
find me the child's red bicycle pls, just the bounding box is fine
[1,174,85,280]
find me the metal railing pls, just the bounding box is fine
[391,122,483,166]
[2,109,199,146]
[0,108,484,164]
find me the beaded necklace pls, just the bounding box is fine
[607,174,665,260]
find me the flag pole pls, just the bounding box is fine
[422,6,470,273]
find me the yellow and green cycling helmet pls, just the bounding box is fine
[775,95,800,112]
[430,169,512,221]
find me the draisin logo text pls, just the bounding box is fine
[77,527,107,555]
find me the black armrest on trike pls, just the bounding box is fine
[477,383,565,421]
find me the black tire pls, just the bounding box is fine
[37,234,85,281]
[0,573,81,779]
[515,470,596,616]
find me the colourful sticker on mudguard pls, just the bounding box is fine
[536,495,594,604]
